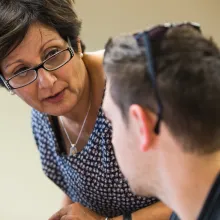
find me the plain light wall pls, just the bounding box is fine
[76,0,220,50]
[0,1,219,219]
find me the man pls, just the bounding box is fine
[103,23,220,220]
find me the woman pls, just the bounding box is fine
[0,0,171,219]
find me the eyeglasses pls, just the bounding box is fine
[134,22,201,134]
[0,47,74,90]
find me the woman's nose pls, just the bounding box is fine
[37,68,57,89]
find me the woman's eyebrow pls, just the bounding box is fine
[4,38,58,69]
[4,59,23,70]
[39,38,63,54]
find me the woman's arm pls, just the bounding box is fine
[61,194,73,207]
[51,201,172,220]
[113,202,172,220]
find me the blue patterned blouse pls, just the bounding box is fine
[31,105,158,218]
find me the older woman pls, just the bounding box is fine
[0,0,171,219]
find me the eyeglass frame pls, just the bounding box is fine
[133,22,201,135]
[0,39,75,91]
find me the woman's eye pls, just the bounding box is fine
[45,49,59,59]
[13,67,29,76]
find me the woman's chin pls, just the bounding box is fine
[39,91,78,116]
[45,105,75,116]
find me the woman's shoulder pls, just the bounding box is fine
[92,105,112,131]
[83,50,105,77]
[83,50,104,63]
[31,109,51,135]
[31,108,48,125]
[31,109,59,150]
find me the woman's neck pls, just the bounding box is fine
[60,54,105,137]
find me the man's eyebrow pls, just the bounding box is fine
[102,108,107,115]
[102,107,108,117]
[103,109,111,121]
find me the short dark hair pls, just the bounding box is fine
[0,0,85,87]
[103,26,220,154]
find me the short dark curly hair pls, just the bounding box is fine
[104,25,220,155]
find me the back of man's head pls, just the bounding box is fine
[104,25,220,155]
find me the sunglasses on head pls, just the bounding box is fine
[133,22,201,135]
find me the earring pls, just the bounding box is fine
[80,52,83,58]
[9,90,15,95]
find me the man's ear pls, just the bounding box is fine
[129,104,155,152]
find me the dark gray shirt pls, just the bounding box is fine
[170,172,220,220]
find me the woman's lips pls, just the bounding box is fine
[44,89,65,103]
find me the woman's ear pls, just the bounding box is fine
[77,37,83,58]
[129,104,156,152]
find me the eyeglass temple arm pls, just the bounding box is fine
[67,37,73,47]
[0,74,13,91]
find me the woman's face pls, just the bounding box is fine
[1,23,86,116]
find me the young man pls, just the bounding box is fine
[103,23,220,220]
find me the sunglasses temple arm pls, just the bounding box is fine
[142,33,163,134]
